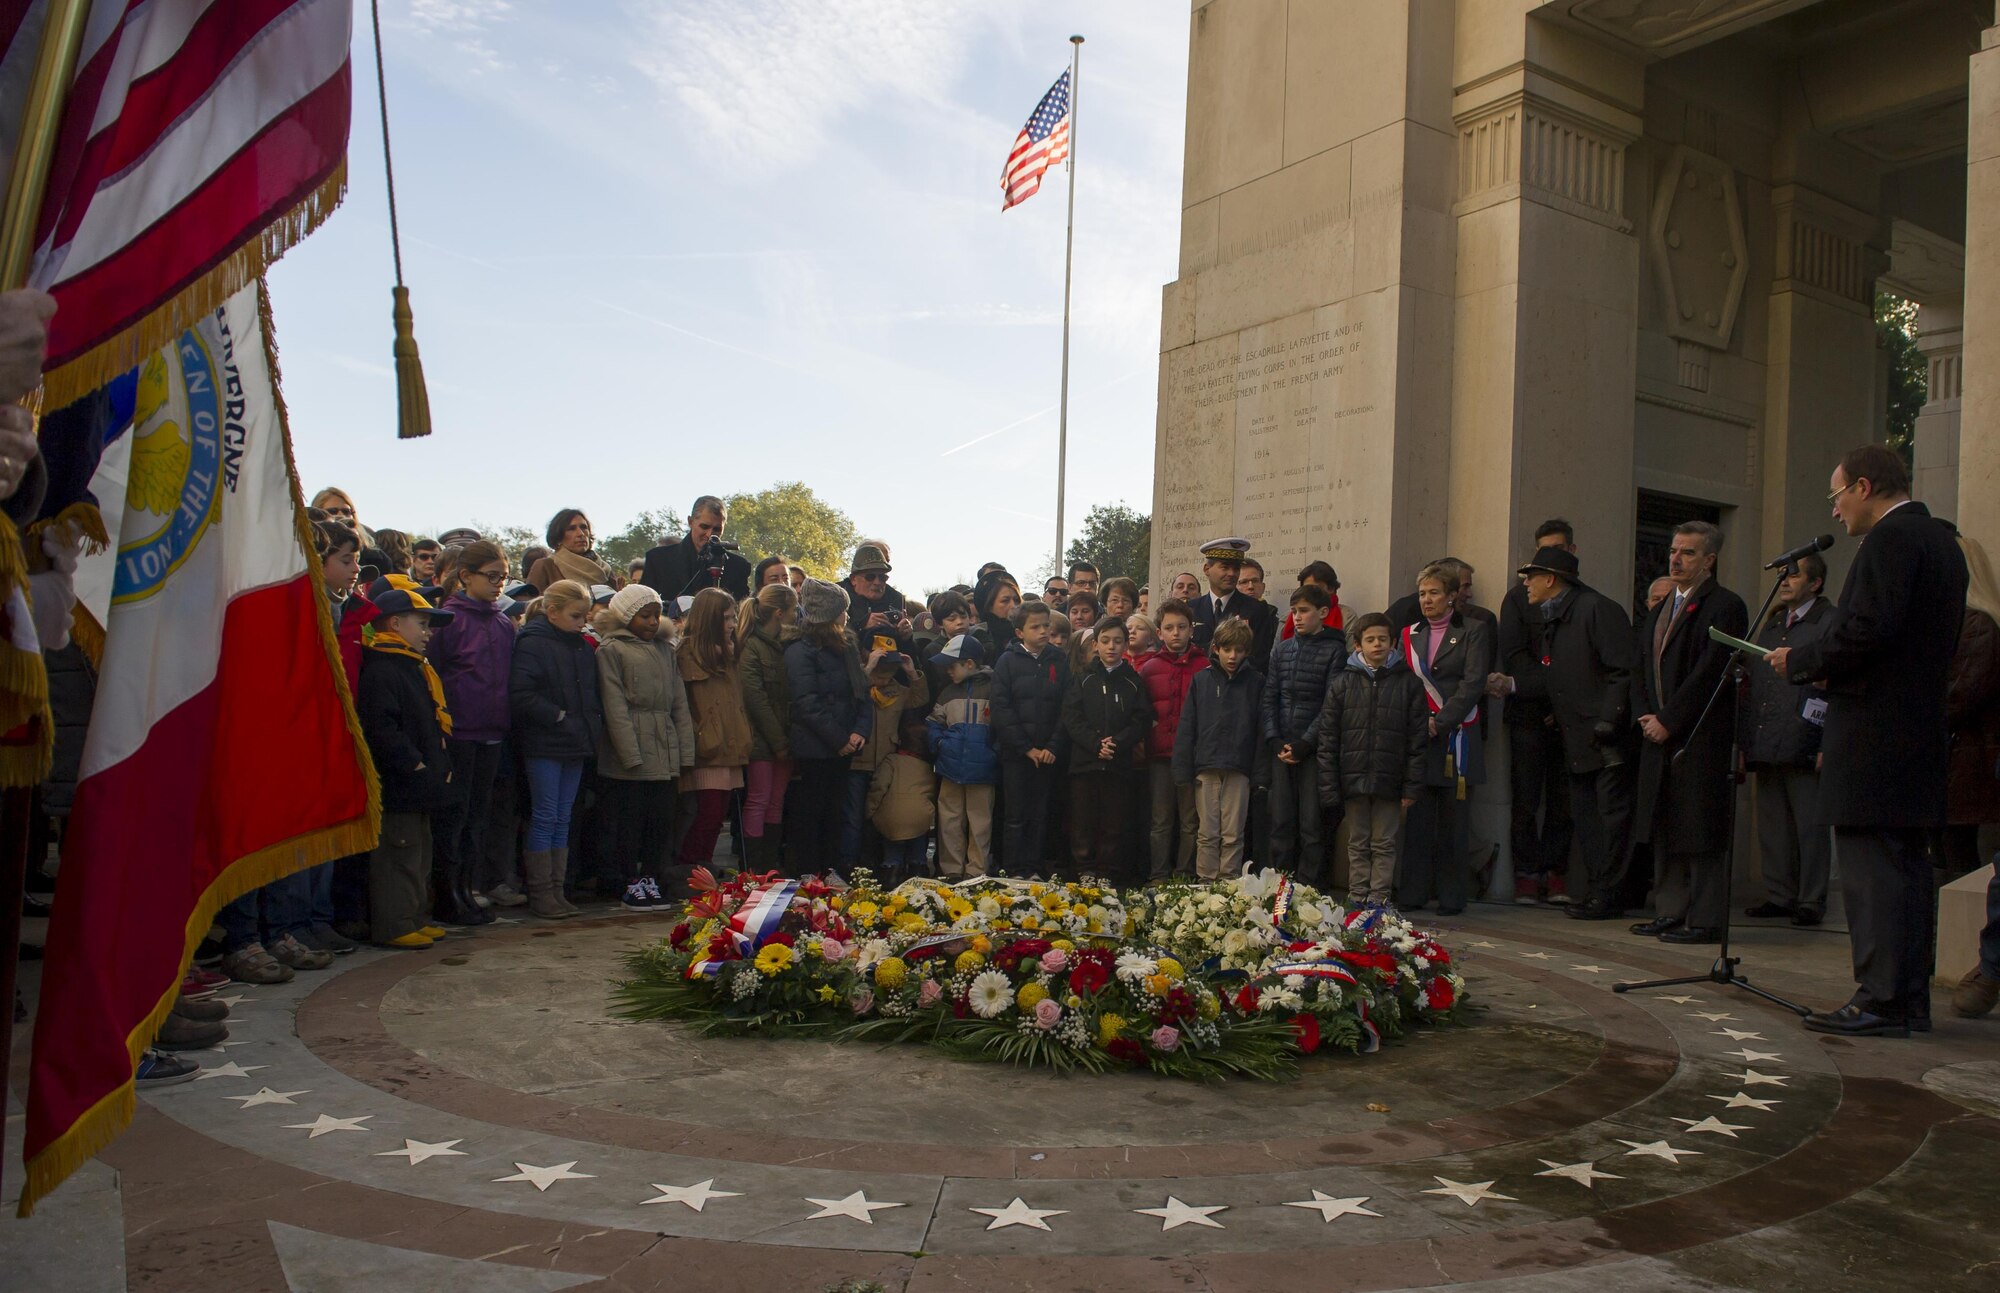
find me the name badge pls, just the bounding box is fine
[1801,697,1827,728]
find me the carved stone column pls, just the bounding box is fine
[1912,305,1965,520]
[1959,23,2000,553]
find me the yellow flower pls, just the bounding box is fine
[1070,903,1089,917]
[874,956,908,989]
[970,934,992,954]
[1144,973,1173,997]
[955,950,985,974]
[1066,994,1082,1008]
[992,919,1011,931]
[1098,1012,1127,1044]
[1086,920,1102,934]
[1021,915,1041,930]
[1158,957,1185,980]
[1198,993,1220,1020]
[831,897,846,911]
[946,898,973,920]
[1052,939,1075,951]
[817,985,839,1003]
[754,943,794,974]
[848,901,879,922]
[1029,884,1046,898]
[1017,981,1049,1010]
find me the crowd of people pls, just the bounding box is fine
[19,449,2000,1085]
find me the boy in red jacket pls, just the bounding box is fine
[1138,599,1207,883]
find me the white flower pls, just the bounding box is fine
[1283,974,1305,990]
[977,896,1002,918]
[1298,902,1324,926]
[968,970,1013,1018]
[1204,894,1227,913]
[1087,904,1108,924]
[1221,929,1250,955]
[856,939,891,971]
[1115,951,1157,981]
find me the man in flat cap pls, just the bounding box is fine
[1188,537,1278,670]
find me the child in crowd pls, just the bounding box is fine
[508,579,603,919]
[1125,613,1158,661]
[1317,612,1427,908]
[1061,617,1150,880]
[1139,599,1205,882]
[427,539,515,924]
[992,599,1068,872]
[1172,617,1266,880]
[869,713,937,880]
[1066,590,1099,635]
[927,634,996,878]
[785,579,869,876]
[848,635,928,867]
[674,588,752,871]
[358,589,458,948]
[1263,582,1345,885]
[595,583,694,910]
[737,583,799,873]
[918,590,974,695]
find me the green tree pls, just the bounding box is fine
[1063,502,1152,586]
[598,508,684,571]
[472,521,545,572]
[1876,290,1926,469]
[722,481,858,579]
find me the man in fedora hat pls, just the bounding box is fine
[1489,545,1637,920]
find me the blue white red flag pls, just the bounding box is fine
[1001,69,1070,211]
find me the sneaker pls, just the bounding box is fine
[1512,873,1539,906]
[180,972,219,1001]
[1544,872,1574,906]
[621,881,652,911]
[156,1012,227,1051]
[487,883,528,908]
[221,943,295,985]
[642,876,666,907]
[186,965,231,993]
[472,890,493,909]
[307,922,358,955]
[382,931,434,949]
[172,995,230,1024]
[268,933,333,971]
[136,1048,200,1087]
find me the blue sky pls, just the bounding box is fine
[269,0,1188,592]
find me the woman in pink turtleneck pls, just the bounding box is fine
[1395,562,1493,915]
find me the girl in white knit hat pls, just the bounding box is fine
[593,583,696,909]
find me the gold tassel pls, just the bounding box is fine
[391,285,430,439]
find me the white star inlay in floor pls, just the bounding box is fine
[1535,1159,1623,1188]
[641,1179,740,1211]
[1283,1191,1381,1222]
[1674,1116,1751,1138]
[494,1162,594,1192]
[1712,1028,1766,1041]
[1618,1139,1701,1163]
[1422,1177,1515,1206]
[1690,1011,1737,1021]
[1708,1091,1782,1111]
[222,1088,307,1108]
[1467,941,1498,949]
[968,1198,1067,1231]
[1134,1197,1229,1230]
[1518,952,1555,960]
[1726,1048,1784,1064]
[283,1114,372,1139]
[1656,995,1701,1004]
[803,1190,904,1223]
[1569,964,1608,974]
[376,1138,466,1165]
[1730,1068,1790,1087]
[191,1061,267,1081]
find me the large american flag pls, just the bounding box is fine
[1001,68,1070,211]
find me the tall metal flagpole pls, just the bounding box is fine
[1054,34,1082,571]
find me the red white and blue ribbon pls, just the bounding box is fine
[688,879,800,978]
[1270,876,1292,928]
[1403,623,1478,799]
[1262,957,1378,1052]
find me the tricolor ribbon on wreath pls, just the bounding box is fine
[1402,623,1478,800]
[1262,956,1380,1053]
[687,878,800,978]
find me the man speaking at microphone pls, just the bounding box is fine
[1768,446,1966,1037]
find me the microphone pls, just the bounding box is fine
[1764,533,1835,571]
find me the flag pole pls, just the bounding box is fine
[1054,34,1082,572]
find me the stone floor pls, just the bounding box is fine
[6,897,2000,1292]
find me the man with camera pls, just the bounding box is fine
[639,495,752,603]
[842,541,915,654]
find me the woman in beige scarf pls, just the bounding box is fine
[525,507,620,592]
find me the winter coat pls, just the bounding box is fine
[1261,625,1345,753]
[855,673,929,777]
[1061,659,1151,774]
[1172,660,1268,784]
[676,640,752,770]
[639,534,751,602]
[842,577,915,654]
[868,750,937,841]
[358,646,456,813]
[785,635,869,760]
[427,592,513,742]
[928,668,997,785]
[991,641,1070,758]
[508,619,604,761]
[1739,598,1831,769]
[1139,646,1208,760]
[1633,578,1748,853]
[1188,591,1279,671]
[1509,580,1636,774]
[595,627,696,781]
[739,622,797,761]
[1947,607,2000,825]
[332,592,379,695]
[1498,580,1553,729]
[1402,612,1494,788]
[1315,654,1428,804]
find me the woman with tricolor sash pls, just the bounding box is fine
[1397,562,1492,915]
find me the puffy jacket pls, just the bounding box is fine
[677,640,752,770]
[332,592,379,695]
[1171,660,1267,783]
[929,669,997,785]
[867,750,937,841]
[1261,626,1344,753]
[1139,646,1207,759]
[785,636,869,760]
[1315,655,1428,805]
[508,619,604,760]
[427,592,513,742]
[595,627,696,780]
[991,641,1069,757]
[1738,599,1830,769]
[1061,659,1151,774]
[358,646,457,813]
[740,622,797,761]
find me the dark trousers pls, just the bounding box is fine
[789,757,849,876]
[1653,850,1727,928]
[1569,763,1634,908]
[434,739,502,896]
[1836,827,1936,1017]
[1400,785,1469,911]
[1002,755,1056,873]
[1068,770,1135,881]
[600,777,677,882]
[1508,720,1571,878]
[1268,755,1325,883]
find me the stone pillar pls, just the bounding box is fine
[1912,304,1964,519]
[1959,22,2000,554]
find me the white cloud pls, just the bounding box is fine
[404,0,513,32]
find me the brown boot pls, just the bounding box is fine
[522,850,568,921]
[549,846,583,917]
[1953,966,1999,1018]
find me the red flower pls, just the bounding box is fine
[905,944,943,963]
[766,931,796,948]
[1233,984,1261,1014]
[1160,986,1198,1025]
[993,938,1053,971]
[669,923,691,950]
[1292,1012,1322,1055]
[1105,1038,1148,1067]
[1067,959,1110,996]
[704,934,740,961]
[1425,977,1456,1011]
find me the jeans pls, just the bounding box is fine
[1001,755,1055,873]
[599,777,677,882]
[1268,756,1324,883]
[524,757,586,852]
[880,833,930,878]
[789,757,849,875]
[217,873,311,952]
[436,739,503,893]
[840,769,874,866]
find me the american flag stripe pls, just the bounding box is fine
[1001,68,1070,212]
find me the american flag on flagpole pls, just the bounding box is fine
[1001,69,1071,211]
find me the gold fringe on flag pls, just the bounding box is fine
[391,285,430,439]
[0,515,52,786]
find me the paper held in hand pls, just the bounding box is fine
[1707,625,1771,658]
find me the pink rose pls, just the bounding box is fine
[918,979,943,1007]
[1040,948,1068,973]
[1033,998,1062,1030]
[819,938,848,962]
[850,988,875,1015]
[1150,1025,1181,1053]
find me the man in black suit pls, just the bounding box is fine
[1771,445,1967,1037]
[1629,521,1747,944]
[1739,554,1833,926]
[1497,526,1576,904]
[639,495,752,604]
[1188,537,1279,669]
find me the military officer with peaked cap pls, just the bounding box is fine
[1188,536,1279,670]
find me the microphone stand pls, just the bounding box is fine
[1612,566,1811,1016]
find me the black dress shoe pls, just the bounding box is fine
[1804,1003,1908,1037]
[1743,901,1795,919]
[1659,926,1721,944]
[1568,900,1625,921]
[1630,916,1681,936]
[1790,906,1823,927]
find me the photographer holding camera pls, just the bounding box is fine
[841,541,915,654]
[639,495,752,603]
